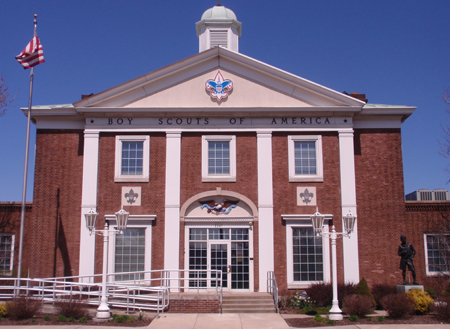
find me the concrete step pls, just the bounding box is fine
[222,293,276,313]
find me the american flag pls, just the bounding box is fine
[15,36,45,69]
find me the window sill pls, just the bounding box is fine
[115,177,149,183]
[202,177,236,183]
[287,282,322,290]
[289,176,323,183]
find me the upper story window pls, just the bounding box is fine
[0,234,15,273]
[115,136,150,182]
[202,135,236,182]
[424,233,450,275]
[288,135,323,182]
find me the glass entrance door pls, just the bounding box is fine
[188,227,250,291]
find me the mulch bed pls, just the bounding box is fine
[0,316,152,326]
[285,314,447,327]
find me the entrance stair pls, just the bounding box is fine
[222,292,276,313]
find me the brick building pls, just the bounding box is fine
[13,4,449,295]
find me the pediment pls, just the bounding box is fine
[74,48,364,113]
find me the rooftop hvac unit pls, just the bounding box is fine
[405,189,449,201]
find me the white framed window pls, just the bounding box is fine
[202,135,236,182]
[0,234,15,274]
[285,218,330,289]
[107,215,155,282]
[424,233,450,276]
[288,135,323,182]
[115,136,150,182]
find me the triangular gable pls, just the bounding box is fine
[74,47,364,112]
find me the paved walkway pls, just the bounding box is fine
[147,313,450,329]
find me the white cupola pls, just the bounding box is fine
[196,2,242,53]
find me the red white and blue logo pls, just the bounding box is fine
[205,71,233,101]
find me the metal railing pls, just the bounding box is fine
[267,271,279,313]
[0,269,223,315]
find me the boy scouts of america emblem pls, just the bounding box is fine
[205,71,233,101]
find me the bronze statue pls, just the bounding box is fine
[398,235,418,285]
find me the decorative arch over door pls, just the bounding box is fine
[181,188,258,292]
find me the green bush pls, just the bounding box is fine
[354,277,375,307]
[348,314,359,322]
[68,316,75,322]
[407,289,434,313]
[43,315,51,321]
[57,315,67,322]
[79,316,88,323]
[425,287,437,299]
[377,316,385,322]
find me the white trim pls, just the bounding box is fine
[285,220,330,289]
[114,135,150,182]
[338,130,359,283]
[79,130,100,280]
[202,135,236,182]
[257,132,274,291]
[288,135,323,182]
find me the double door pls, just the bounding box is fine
[188,227,250,291]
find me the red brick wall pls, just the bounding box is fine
[354,129,407,286]
[167,295,220,313]
[272,132,343,291]
[96,133,166,275]
[179,132,259,290]
[30,130,84,278]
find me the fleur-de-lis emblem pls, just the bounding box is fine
[125,189,139,205]
[300,188,314,205]
[205,71,233,101]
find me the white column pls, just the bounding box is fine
[338,130,359,283]
[79,130,100,281]
[257,132,274,292]
[164,132,181,287]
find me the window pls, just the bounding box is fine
[424,233,450,275]
[285,219,330,289]
[288,136,323,182]
[115,136,149,182]
[0,234,14,273]
[202,136,236,182]
[114,228,145,281]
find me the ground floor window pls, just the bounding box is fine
[0,234,14,273]
[293,228,323,281]
[114,228,146,281]
[424,233,450,275]
[285,220,330,289]
[188,227,250,290]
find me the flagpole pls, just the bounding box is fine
[17,14,37,289]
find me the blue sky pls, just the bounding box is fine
[1,0,449,201]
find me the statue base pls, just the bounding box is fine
[397,284,423,293]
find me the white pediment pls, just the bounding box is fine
[74,47,364,113]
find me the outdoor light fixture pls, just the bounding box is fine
[84,207,130,319]
[311,209,357,321]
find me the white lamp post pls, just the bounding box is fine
[85,207,129,319]
[311,209,356,321]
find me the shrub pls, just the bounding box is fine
[342,294,374,317]
[406,289,434,313]
[445,281,450,297]
[377,316,385,322]
[425,287,437,299]
[354,278,375,307]
[348,314,359,322]
[57,315,67,322]
[380,293,415,319]
[54,296,88,319]
[0,303,7,317]
[68,316,75,322]
[30,318,35,323]
[43,315,51,321]
[79,316,88,323]
[431,297,450,321]
[305,283,332,307]
[371,284,397,309]
[338,283,355,307]
[5,296,41,320]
